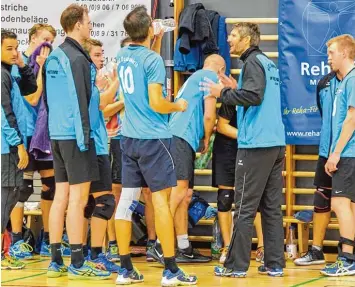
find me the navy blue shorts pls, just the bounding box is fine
[120,137,176,192]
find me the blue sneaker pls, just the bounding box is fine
[115,266,144,285]
[161,268,197,286]
[214,266,246,278]
[320,257,355,277]
[40,241,51,257]
[106,243,120,262]
[68,260,111,280]
[9,240,33,260]
[258,265,284,277]
[47,262,68,278]
[90,253,121,273]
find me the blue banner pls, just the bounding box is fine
[278,0,355,145]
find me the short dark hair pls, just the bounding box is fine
[120,36,132,48]
[83,38,103,53]
[1,30,17,44]
[60,4,89,33]
[123,6,152,42]
[233,23,261,46]
[28,24,57,42]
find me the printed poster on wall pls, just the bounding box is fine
[1,0,151,64]
[278,0,355,145]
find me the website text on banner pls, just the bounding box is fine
[278,0,355,145]
[1,0,151,65]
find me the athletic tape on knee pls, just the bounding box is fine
[217,189,234,212]
[115,188,141,221]
[92,194,115,220]
[313,187,331,213]
[338,237,355,261]
[19,179,34,203]
[84,195,96,219]
[41,176,55,201]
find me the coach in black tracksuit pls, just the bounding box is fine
[203,23,286,277]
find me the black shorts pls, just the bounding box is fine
[120,137,176,192]
[24,137,53,172]
[171,136,195,189]
[314,156,332,188]
[90,155,112,193]
[212,134,238,188]
[1,151,24,188]
[51,139,99,185]
[332,157,355,202]
[110,139,122,184]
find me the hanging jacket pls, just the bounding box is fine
[2,63,37,154]
[174,38,202,72]
[218,16,231,76]
[178,3,218,56]
[29,42,53,161]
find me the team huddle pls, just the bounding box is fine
[1,3,355,287]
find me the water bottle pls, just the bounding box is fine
[152,18,176,35]
[286,225,298,260]
[211,217,223,260]
[194,133,215,169]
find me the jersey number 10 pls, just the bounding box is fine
[119,66,135,94]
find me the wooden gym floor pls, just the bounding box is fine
[1,256,355,287]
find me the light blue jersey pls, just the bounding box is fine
[11,53,38,137]
[169,69,218,151]
[330,68,355,157]
[116,45,171,139]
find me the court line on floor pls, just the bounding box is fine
[290,276,325,287]
[1,271,47,284]
[25,259,49,266]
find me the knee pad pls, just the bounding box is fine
[338,237,355,261]
[40,177,55,201]
[115,188,141,221]
[92,194,115,220]
[217,189,234,212]
[313,187,331,213]
[18,179,34,203]
[84,195,96,219]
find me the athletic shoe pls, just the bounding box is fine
[1,254,25,270]
[256,246,264,264]
[320,257,355,277]
[61,241,71,257]
[90,253,120,273]
[9,240,33,260]
[214,266,246,278]
[68,260,111,280]
[115,266,144,285]
[176,246,211,263]
[47,262,68,278]
[40,241,51,257]
[258,265,284,277]
[106,243,120,262]
[161,268,197,286]
[219,246,229,264]
[294,247,325,266]
[146,240,156,262]
[146,242,164,264]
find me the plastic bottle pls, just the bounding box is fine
[211,217,223,260]
[194,133,215,169]
[152,18,176,35]
[286,225,298,260]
